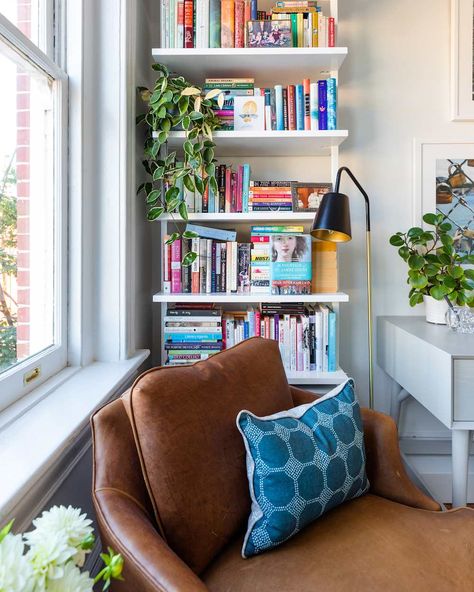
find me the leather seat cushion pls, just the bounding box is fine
[202,494,474,592]
[122,338,293,574]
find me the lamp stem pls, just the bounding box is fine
[366,230,374,410]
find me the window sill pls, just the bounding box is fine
[0,350,149,522]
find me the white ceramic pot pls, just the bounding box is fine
[423,295,449,325]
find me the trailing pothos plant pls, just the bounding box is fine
[136,63,225,266]
[389,212,474,308]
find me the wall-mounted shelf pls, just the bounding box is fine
[153,292,349,303]
[159,130,348,157]
[152,47,348,83]
[286,368,348,386]
[157,212,316,222]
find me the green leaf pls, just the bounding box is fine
[136,183,145,196]
[463,254,474,264]
[146,189,161,204]
[183,140,194,156]
[178,96,189,115]
[165,186,180,203]
[182,116,191,130]
[182,251,198,267]
[422,213,438,226]
[407,227,424,238]
[147,206,164,220]
[205,162,216,177]
[441,234,454,248]
[151,141,160,158]
[439,222,452,232]
[153,167,165,181]
[389,234,405,247]
[210,175,218,195]
[166,151,177,166]
[429,285,449,300]
[408,254,425,270]
[443,275,457,289]
[182,230,199,239]
[161,119,171,132]
[162,90,173,103]
[447,265,464,279]
[0,520,14,543]
[438,253,451,266]
[156,106,167,118]
[464,269,474,280]
[136,113,146,125]
[165,232,180,244]
[183,175,195,192]
[194,175,204,195]
[178,201,189,221]
[203,147,214,163]
[166,198,181,212]
[409,292,424,307]
[408,270,428,290]
[425,263,440,277]
[189,111,204,121]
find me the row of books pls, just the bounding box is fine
[210,76,337,131]
[159,1,336,49]
[163,225,312,296]
[163,302,337,373]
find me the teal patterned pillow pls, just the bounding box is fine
[237,379,369,558]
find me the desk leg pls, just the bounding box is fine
[390,383,411,428]
[452,430,470,507]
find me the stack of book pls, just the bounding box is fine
[253,78,337,131]
[160,0,336,49]
[163,225,252,294]
[164,305,223,365]
[249,181,293,212]
[221,302,337,372]
[250,225,312,295]
[204,78,255,130]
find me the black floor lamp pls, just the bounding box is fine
[310,167,374,409]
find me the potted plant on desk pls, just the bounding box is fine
[389,213,474,324]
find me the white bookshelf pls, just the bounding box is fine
[153,0,348,387]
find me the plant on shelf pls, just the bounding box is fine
[0,506,124,592]
[389,212,474,308]
[136,63,224,265]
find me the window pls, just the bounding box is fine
[0,3,67,411]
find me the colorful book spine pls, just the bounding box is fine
[234,0,245,47]
[275,85,284,130]
[328,17,335,47]
[225,167,232,212]
[163,236,171,294]
[264,88,272,130]
[318,79,328,130]
[242,164,251,212]
[282,87,289,130]
[221,0,235,48]
[287,85,296,130]
[169,0,176,48]
[310,82,318,131]
[171,238,182,293]
[184,0,194,47]
[209,0,221,47]
[303,78,311,130]
[327,77,337,130]
[177,0,184,47]
[237,165,244,213]
[250,0,257,19]
[328,308,337,371]
[295,84,304,130]
[191,237,200,293]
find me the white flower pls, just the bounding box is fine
[26,529,74,589]
[25,506,93,568]
[46,562,94,592]
[0,532,34,592]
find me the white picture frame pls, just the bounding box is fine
[414,139,474,257]
[451,0,474,120]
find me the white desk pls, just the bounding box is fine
[377,316,474,507]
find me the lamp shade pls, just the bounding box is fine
[310,192,352,242]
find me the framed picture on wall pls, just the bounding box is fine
[451,0,474,120]
[291,182,332,213]
[414,140,474,257]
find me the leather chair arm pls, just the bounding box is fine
[93,488,209,592]
[289,386,441,511]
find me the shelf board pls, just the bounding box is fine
[158,212,316,222]
[287,368,348,386]
[163,130,348,157]
[153,293,349,303]
[152,47,348,83]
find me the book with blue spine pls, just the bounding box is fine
[318,80,328,130]
[327,307,337,371]
[164,333,222,342]
[275,85,284,130]
[242,163,251,212]
[250,0,257,19]
[327,77,337,130]
[209,0,221,48]
[186,223,237,241]
[295,84,304,131]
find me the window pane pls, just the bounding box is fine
[0,0,48,51]
[0,42,55,374]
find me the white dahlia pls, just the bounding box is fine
[46,562,94,592]
[0,531,34,592]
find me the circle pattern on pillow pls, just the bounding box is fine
[237,380,369,558]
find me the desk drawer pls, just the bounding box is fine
[454,359,474,421]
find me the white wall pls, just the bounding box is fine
[338,0,474,501]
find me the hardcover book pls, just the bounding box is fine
[270,234,312,295]
[234,96,265,131]
[246,20,292,47]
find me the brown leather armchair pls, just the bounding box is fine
[91,338,474,592]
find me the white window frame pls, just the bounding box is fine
[0,9,68,411]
